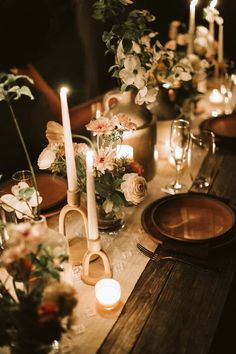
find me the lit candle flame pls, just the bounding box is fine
[60,86,68,94]
[209,0,217,9]
[190,0,198,7]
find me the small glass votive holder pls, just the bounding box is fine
[95,278,121,310]
[12,170,33,186]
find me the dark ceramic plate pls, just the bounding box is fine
[0,174,67,216]
[141,193,236,246]
[199,113,236,146]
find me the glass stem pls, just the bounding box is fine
[175,161,182,187]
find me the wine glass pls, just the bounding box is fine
[165,118,190,194]
[12,170,33,186]
[189,130,216,189]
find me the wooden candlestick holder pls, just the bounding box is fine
[81,238,112,286]
[59,189,112,285]
[59,190,88,264]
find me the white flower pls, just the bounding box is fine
[116,113,137,130]
[1,182,42,219]
[120,173,147,205]
[194,37,209,56]
[102,199,114,214]
[119,55,147,89]
[204,6,219,23]
[172,60,192,82]
[120,0,133,5]
[140,32,158,49]
[1,222,47,264]
[165,40,177,51]
[135,86,158,105]
[94,147,116,174]
[138,10,155,22]
[116,41,141,65]
[46,121,64,144]
[196,26,209,38]
[38,145,57,169]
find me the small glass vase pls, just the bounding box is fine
[97,205,125,234]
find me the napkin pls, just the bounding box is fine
[156,239,210,260]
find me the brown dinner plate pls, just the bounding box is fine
[141,193,236,245]
[0,173,67,213]
[200,113,236,145]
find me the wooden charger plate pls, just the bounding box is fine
[0,174,67,216]
[200,113,236,146]
[142,193,236,246]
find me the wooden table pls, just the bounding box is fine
[97,147,236,354]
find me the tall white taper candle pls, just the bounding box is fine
[86,150,99,240]
[217,17,224,64]
[209,0,217,50]
[60,87,78,191]
[187,0,198,55]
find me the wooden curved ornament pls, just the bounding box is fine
[58,190,89,265]
[81,242,112,286]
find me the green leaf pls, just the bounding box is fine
[18,187,35,201]
[110,192,124,206]
[18,86,34,100]
[122,38,132,53]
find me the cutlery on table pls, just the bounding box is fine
[137,243,220,272]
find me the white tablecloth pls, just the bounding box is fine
[0,95,222,354]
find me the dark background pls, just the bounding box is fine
[15,0,236,106]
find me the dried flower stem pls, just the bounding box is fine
[7,101,40,219]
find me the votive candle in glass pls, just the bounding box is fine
[95,279,121,310]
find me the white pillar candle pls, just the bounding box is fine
[187,0,198,55]
[209,0,217,45]
[60,87,78,191]
[95,279,121,310]
[86,150,99,240]
[116,145,133,159]
[217,17,224,64]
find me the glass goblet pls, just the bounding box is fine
[12,170,33,186]
[189,130,216,189]
[165,118,190,194]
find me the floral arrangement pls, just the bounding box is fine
[0,72,41,220]
[92,0,210,113]
[0,222,78,352]
[165,20,213,60]
[0,181,42,221]
[163,20,212,108]
[38,115,147,218]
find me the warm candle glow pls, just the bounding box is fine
[175,146,184,160]
[217,17,224,64]
[211,110,222,117]
[209,89,224,103]
[187,0,198,55]
[209,0,217,9]
[95,279,121,309]
[191,0,198,7]
[86,150,99,240]
[116,145,134,159]
[60,87,78,191]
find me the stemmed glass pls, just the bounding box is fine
[165,118,190,194]
[189,130,216,189]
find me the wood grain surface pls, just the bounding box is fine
[98,148,236,354]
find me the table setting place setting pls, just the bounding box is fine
[1,0,236,353]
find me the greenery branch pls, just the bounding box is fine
[0,73,41,219]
